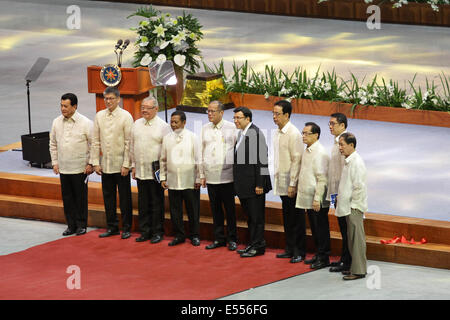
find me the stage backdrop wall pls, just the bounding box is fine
[101,0,450,27]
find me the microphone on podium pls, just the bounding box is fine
[115,39,123,50]
[117,39,130,67]
[114,39,123,66]
[121,39,130,51]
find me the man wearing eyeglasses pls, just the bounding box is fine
[272,100,304,263]
[130,97,171,244]
[201,101,238,251]
[233,107,272,257]
[326,113,351,274]
[91,86,134,239]
[296,122,331,270]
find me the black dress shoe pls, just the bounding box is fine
[135,235,150,242]
[341,270,351,276]
[304,255,318,265]
[228,241,237,251]
[237,245,252,254]
[121,231,131,239]
[205,241,226,250]
[191,237,201,246]
[150,234,163,244]
[311,260,330,270]
[62,228,76,236]
[99,229,120,238]
[330,264,350,273]
[240,247,265,258]
[168,238,185,246]
[290,256,304,263]
[76,228,86,236]
[276,252,293,259]
[330,260,343,267]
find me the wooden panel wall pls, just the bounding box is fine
[104,0,449,27]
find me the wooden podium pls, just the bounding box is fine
[87,66,154,120]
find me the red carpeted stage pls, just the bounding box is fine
[0,230,320,300]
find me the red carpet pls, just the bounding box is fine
[0,230,324,300]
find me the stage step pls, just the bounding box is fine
[0,183,449,269]
[0,141,21,153]
[1,172,449,244]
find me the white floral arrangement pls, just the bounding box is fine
[128,6,203,73]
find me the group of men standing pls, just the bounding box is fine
[50,87,368,281]
[271,101,368,280]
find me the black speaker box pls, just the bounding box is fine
[21,131,51,167]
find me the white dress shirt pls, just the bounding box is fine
[90,106,133,174]
[235,121,252,151]
[335,151,368,217]
[326,130,347,201]
[296,140,330,209]
[273,121,303,196]
[49,111,93,174]
[160,128,200,190]
[130,116,171,180]
[200,119,236,184]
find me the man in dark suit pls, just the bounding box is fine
[233,107,272,258]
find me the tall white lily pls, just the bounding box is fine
[171,34,184,46]
[153,24,167,38]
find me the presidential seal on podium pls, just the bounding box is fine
[100,64,122,87]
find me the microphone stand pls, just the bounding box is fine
[114,48,121,67]
[118,41,129,68]
[26,80,31,135]
[114,40,123,67]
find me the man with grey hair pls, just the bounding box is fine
[91,86,134,239]
[201,101,238,251]
[130,96,171,243]
[296,122,331,270]
[336,132,368,281]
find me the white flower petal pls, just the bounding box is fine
[159,41,170,49]
[140,53,152,66]
[156,54,166,65]
[174,54,186,67]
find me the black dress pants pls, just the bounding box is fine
[239,194,266,249]
[101,172,132,232]
[60,173,88,231]
[136,178,165,238]
[337,215,352,267]
[207,183,237,243]
[304,207,331,261]
[281,196,306,257]
[168,189,200,240]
